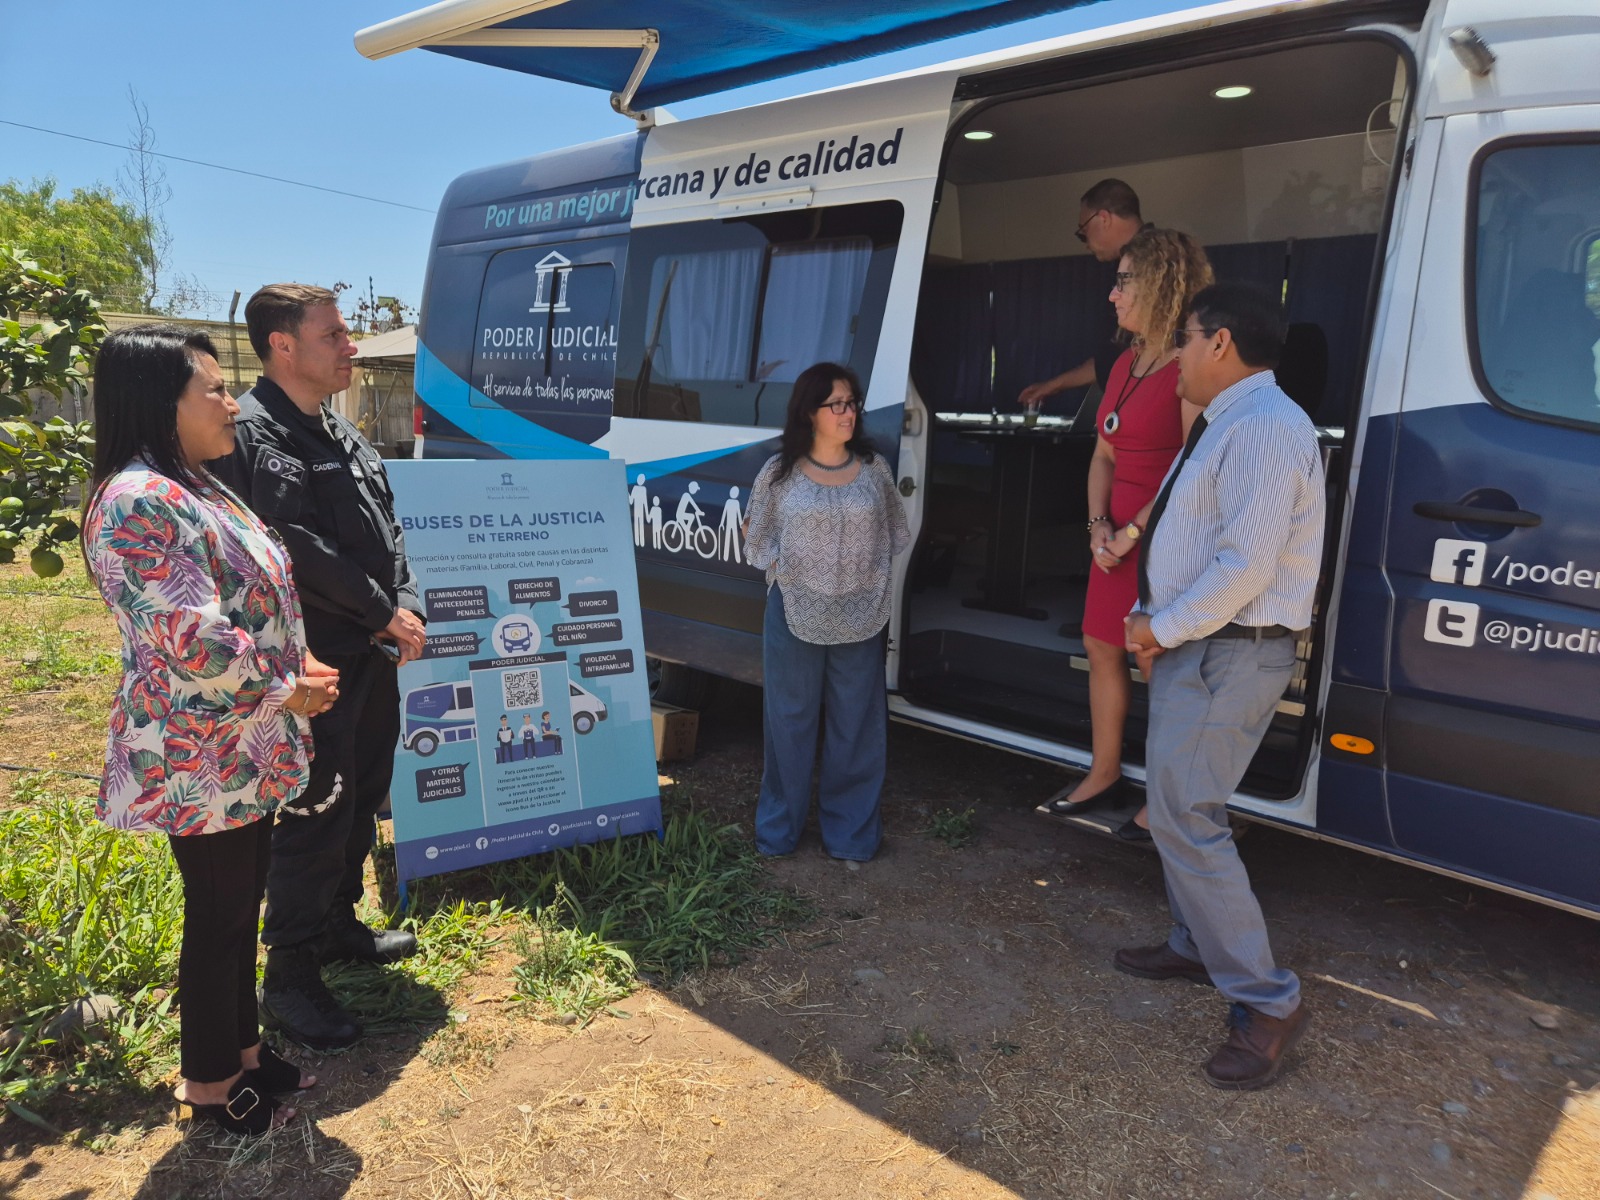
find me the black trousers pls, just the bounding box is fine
[167,819,272,1082]
[262,647,400,949]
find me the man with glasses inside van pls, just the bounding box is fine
[1016,178,1150,414]
[1118,282,1325,1090]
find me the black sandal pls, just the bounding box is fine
[247,1041,313,1095]
[1036,776,1128,818]
[182,1077,279,1137]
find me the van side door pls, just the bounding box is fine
[1378,107,1600,908]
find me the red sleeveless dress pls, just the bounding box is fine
[1081,349,1184,647]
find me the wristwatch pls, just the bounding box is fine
[1123,522,1143,542]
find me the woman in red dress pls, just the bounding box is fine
[1039,229,1212,837]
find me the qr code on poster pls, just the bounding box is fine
[501,668,542,709]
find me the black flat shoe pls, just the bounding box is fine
[1037,776,1127,819]
[182,1078,280,1138]
[1113,816,1153,843]
[246,1041,313,1095]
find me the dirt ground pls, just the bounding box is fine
[4,660,1600,1198]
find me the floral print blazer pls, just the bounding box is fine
[85,464,313,836]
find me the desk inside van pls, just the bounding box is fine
[937,413,1093,620]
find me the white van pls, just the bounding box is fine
[360,0,1600,916]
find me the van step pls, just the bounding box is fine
[1064,654,1306,718]
[1035,796,1158,849]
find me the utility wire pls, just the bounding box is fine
[0,118,434,214]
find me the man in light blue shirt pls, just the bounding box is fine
[1120,283,1325,1091]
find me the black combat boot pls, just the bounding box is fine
[317,906,418,965]
[260,943,362,1051]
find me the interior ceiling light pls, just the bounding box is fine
[963,129,995,140]
[1213,85,1253,99]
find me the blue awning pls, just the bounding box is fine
[356,0,1111,114]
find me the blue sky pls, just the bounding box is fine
[0,0,1186,319]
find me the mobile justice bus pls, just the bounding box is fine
[357,0,1600,916]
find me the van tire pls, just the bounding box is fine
[574,712,596,735]
[411,731,439,757]
[647,657,714,709]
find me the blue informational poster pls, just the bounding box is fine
[385,459,662,882]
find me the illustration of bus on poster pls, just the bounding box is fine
[386,459,662,882]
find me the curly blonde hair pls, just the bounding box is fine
[1120,228,1214,355]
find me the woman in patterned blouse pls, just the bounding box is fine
[82,327,340,1136]
[743,362,910,862]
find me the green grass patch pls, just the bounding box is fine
[0,556,118,694]
[468,802,814,981]
[926,805,978,849]
[489,809,812,985]
[511,888,635,1024]
[0,777,506,1125]
[0,775,812,1123]
[0,778,184,1127]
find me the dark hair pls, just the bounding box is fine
[88,325,219,493]
[1080,178,1142,221]
[81,325,220,567]
[1185,282,1285,368]
[773,362,876,483]
[245,282,338,361]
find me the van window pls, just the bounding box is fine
[1472,140,1600,427]
[615,201,902,427]
[469,244,618,439]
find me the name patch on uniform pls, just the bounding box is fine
[311,461,346,473]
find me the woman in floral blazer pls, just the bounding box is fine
[83,327,340,1136]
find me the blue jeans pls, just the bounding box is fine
[756,586,886,861]
[1145,635,1301,1017]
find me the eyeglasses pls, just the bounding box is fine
[1074,209,1104,244]
[1111,272,1136,292]
[1173,325,1212,348]
[817,397,862,415]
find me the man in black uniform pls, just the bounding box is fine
[211,283,427,1049]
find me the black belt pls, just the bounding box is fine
[1206,623,1294,640]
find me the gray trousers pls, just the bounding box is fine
[1146,635,1300,1018]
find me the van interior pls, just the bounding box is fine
[901,36,1408,800]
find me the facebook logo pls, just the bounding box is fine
[1430,539,1487,587]
[1424,599,1480,647]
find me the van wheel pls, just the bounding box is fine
[647,657,714,709]
[574,712,596,735]
[411,731,439,757]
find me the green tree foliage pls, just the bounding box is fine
[0,246,102,576]
[0,178,153,313]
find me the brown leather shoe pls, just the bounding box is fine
[1113,943,1214,986]
[1203,1001,1311,1090]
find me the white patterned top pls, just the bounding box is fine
[744,453,910,645]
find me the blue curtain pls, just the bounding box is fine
[991,255,1112,416]
[911,263,992,413]
[1286,235,1378,425]
[1205,240,1289,296]
[911,237,1376,426]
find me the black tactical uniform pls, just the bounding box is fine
[210,376,422,1048]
